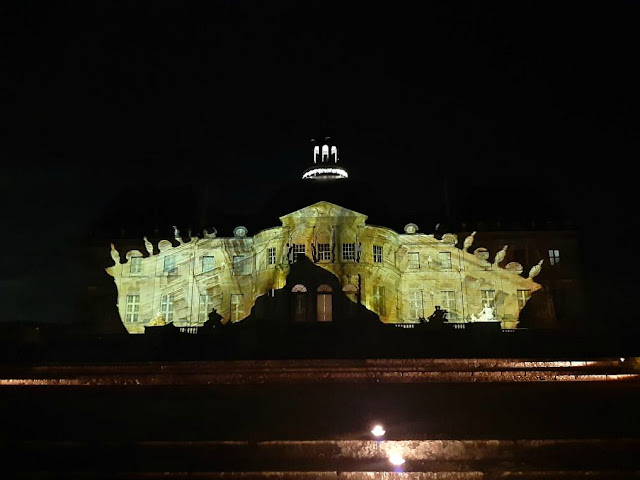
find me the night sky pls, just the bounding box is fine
[1,1,638,325]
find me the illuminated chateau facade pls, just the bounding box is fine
[107,198,544,334]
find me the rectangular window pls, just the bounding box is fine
[409,290,424,319]
[549,249,560,265]
[373,286,386,316]
[230,294,244,322]
[267,247,276,266]
[198,294,213,323]
[342,243,355,261]
[233,255,250,275]
[408,252,420,269]
[373,245,383,264]
[517,289,530,310]
[439,251,452,269]
[130,257,142,275]
[163,255,177,275]
[160,293,174,322]
[293,243,306,261]
[318,243,331,261]
[441,290,456,320]
[202,256,215,273]
[125,295,140,322]
[481,289,496,309]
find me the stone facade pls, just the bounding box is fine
[106,201,543,333]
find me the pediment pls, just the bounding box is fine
[279,201,368,223]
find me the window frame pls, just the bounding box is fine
[408,252,420,269]
[160,293,174,322]
[125,294,140,322]
[408,290,424,319]
[439,251,452,270]
[342,243,356,262]
[233,255,250,275]
[198,293,213,323]
[373,245,383,264]
[130,257,142,275]
[202,255,215,273]
[267,247,276,266]
[163,255,177,275]
[318,243,331,262]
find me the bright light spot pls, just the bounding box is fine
[620,357,626,362]
[302,167,349,179]
[371,424,386,437]
[388,453,405,466]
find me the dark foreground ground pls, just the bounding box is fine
[1,359,640,478]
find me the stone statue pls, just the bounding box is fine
[204,228,217,239]
[528,259,544,280]
[356,242,362,263]
[148,312,167,326]
[173,225,183,244]
[427,305,447,324]
[143,236,154,257]
[463,231,477,252]
[110,243,120,265]
[493,245,508,267]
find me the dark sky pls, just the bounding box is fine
[1,1,639,324]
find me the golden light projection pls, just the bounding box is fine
[106,201,543,333]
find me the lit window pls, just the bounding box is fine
[373,286,386,316]
[160,293,174,322]
[481,289,496,309]
[549,249,560,265]
[233,255,250,275]
[439,252,452,269]
[441,290,456,320]
[267,247,276,266]
[408,252,420,269]
[318,243,331,261]
[202,256,215,273]
[198,294,213,322]
[517,289,530,310]
[230,294,244,322]
[293,243,306,261]
[129,257,142,274]
[125,295,140,322]
[342,243,355,261]
[164,255,177,275]
[373,245,383,264]
[409,290,424,319]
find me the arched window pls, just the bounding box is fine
[291,284,308,322]
[342,284,358,303]
[317,284,333,322]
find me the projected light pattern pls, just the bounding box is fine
[303,139,347,179]
[302,167,349,179]
[106,201,544,333]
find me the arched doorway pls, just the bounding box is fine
[317,284,333,322]
[291,284,308,322]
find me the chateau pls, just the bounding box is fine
[106,140,544,334]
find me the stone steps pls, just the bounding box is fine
[5,439,640,478]
[1,358,638,386]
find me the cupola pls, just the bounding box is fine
[302,137,349,180]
